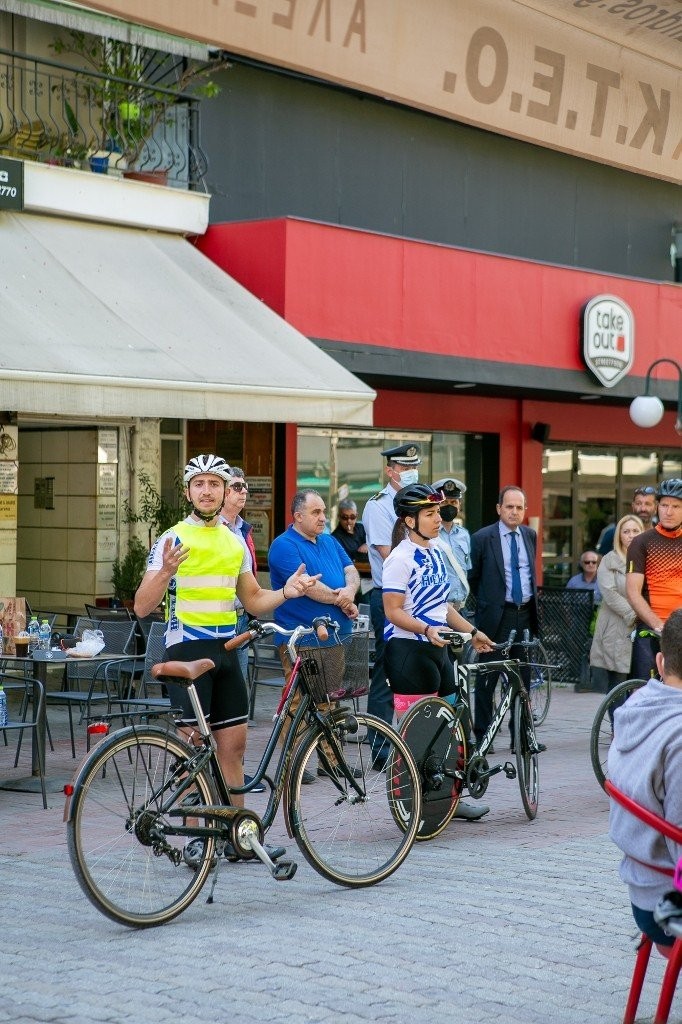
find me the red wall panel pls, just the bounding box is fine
[199,218,682,384]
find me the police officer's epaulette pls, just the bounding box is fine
[367,491,384,501]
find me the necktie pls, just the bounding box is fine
[510,531,523,606]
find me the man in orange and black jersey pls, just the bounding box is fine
[626,479,682,680]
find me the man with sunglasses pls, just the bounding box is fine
[220,469,257,682]
[598,486,657,555]
[566,550,602,604]
[331,499,370,595]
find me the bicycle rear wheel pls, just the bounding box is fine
[528,641,552,726]
[288,712,421,887]
[513,696,539,820]
[590,678,646,790]
[67,727,218,928]
[398,696,466,840]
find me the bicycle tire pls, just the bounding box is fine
[67,727,218,928]
[398,696,466,840]
[513,696,539,820]
[528,641,552,727]
[589,678,646,790]
[288,712,421,888]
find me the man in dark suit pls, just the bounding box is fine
[469,485,546,752]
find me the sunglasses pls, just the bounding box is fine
[634,486,656,496]
[582,560,598,565]
[230,482,248,492]
[339,514,357,520]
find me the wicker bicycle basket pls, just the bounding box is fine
[297,630,370,706]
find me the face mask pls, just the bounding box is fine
[439,505,458,523]
[398,469,419,486]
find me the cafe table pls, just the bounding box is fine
[0,648,132,797]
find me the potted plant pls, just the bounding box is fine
[111,536,149,606]
[122,471,186,547]
[50,30,227,179]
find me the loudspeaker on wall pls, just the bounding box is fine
[531,422,551,443]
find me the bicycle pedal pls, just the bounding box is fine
[272,860,297,881]
[503,762,517,779]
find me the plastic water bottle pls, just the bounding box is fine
[0,683,6,727]
[28,615,40,653]
[39,619,52,651]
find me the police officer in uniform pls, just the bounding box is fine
[432,477,471,614]
[362,443,421,766]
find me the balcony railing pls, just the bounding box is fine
[0,47,208,190]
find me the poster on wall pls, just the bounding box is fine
[98,429,118,463]
[98,463,117,495]
[0,494,17,521]
[246,476,273,510]
[248,510,270,556]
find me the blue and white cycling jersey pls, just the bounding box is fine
[382,538,449,642]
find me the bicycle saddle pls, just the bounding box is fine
[654,890,682,938]
[151,658,215,681]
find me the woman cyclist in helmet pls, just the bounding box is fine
[382,483,493,714]
[135,454,318,867]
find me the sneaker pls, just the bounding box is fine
[183,838,216,870]
[244,773,266,794]
[301,768,317,785]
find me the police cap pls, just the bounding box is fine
[432,477,466,499]
[380,443,421,465]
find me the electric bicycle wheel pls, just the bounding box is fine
[589,678,646,790]
[288,712,421,888]
[398,696,467,840]
[513,696,539,820]
[67,727,218,928]
[527,641,552,726]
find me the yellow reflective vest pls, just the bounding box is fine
[169,521,244,630]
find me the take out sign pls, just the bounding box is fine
[582,295,634,388]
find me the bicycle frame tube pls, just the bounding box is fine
[467,660,525,759]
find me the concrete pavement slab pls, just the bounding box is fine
[0,684,678,1023]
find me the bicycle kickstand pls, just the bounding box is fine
[247,835,298,881]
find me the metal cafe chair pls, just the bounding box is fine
[45,617,136,757]
[105,620,171,724]
[605,780,682,1024]
[2,674,47,808]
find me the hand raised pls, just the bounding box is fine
[284,563,321,597]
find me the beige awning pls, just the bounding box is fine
[0,212,375,425]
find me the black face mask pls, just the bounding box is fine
[439,504,458,523]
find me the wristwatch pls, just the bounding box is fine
[470,627,478,637]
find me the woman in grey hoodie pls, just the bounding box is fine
[608,609,682,954]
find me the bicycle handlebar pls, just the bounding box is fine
[223,615,336,653]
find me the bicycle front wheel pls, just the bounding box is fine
[513,697,539,820]
[398,696,466,840]
[67,727,218,928]
[288,712,421,888]
[528,641,552,726]
[590,678,646,790]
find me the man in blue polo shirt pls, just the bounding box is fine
[269,488,360,782]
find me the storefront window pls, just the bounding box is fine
[541,444,679,587]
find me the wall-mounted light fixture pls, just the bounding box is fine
[629,358,682,435]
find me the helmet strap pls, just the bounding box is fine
[190,504,221,522]
[406,512,431,543]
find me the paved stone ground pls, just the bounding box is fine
[1,679,679,1024]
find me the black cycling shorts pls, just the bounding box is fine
[164,638,249,730]
[384,637,456,700]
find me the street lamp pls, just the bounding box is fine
[629,358,682,435]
